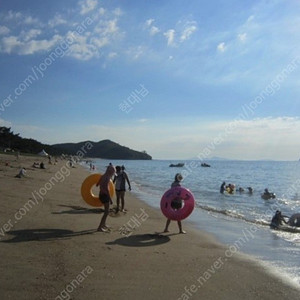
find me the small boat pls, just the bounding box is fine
[201,163,210,167]
[169,163,184,167]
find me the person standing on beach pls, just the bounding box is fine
[96,164,116,232]
[163,173,186,234]
[113,165,131,213]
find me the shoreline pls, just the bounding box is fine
[0,153,299,299]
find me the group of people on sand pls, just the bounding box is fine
[15,154,59,178]
[32,161,45,169]
[16,161,45,178]
[96,164,131,232]
[96,164,187,234]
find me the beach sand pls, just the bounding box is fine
[0,153,299,300]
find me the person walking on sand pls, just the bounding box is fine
[113,165,131,213]
[96,164,116,232]
[163,173,186,234]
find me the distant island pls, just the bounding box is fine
[0,127,152,160]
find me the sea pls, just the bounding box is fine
[83,159,300,288]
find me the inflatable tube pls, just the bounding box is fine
[288,213,300,227]
[81,173,115,207]
[261,193,276,200]
[160,186,195,221]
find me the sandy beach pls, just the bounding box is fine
[0,153,299,300]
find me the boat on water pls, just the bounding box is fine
[169,163,184,167]
[201,163,210,167]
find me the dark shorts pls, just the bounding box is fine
[116,189,126,192]
[99,193,111,204]
[171,199,182,210]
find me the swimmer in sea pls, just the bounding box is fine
[270,210,288,229]
[220,182,226,194]
[247,187,253,194]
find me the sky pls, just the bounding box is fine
[0,0,300,160]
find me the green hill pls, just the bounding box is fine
[52,140,152,160]
[0,127,152,160]
[0,126,59,155]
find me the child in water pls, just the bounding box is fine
[96,164,116,232]
[163,173,186,234]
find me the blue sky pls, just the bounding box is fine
[0,0,300,160]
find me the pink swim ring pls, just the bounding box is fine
[160,186,195,221]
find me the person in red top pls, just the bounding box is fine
[96,164,116,232]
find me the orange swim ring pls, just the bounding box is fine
[81,173,115,207]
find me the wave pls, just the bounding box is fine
[197,203,274,227]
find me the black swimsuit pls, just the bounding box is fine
[99,192,111,204]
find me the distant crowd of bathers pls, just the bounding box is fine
[219,182,277,199]
[219,181,253,195]
[219,182,300,230]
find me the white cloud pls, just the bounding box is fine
[2,10,40,26]
[145,19,155,27]
[103,19,119,35]
[94,19,119,36]
[113,8,123,17]
[4,10,22,21]
[67,43,98,60]
[0,118,12,127]
[1,36,21,53]
[144,19,160,36]
[0,26,10,35]
[127,45,145,60]
[180,22,197,42]
[21,35,61,55]
[21,29,42,42]
[247,15,255,22]
[23,16,40,25]
[238,33,247,42]
[98,7,106,16]
[138,119,148,123]
[0,3,121,62]
[79,0,98,15]
[91,36,109,48]
[48,14,68,27]
[108,52,117,59]
[164,29,176,46]
[1,34,61,55]
[150,26,160,36]
[217,42,226,52]
[66,32,98,60]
